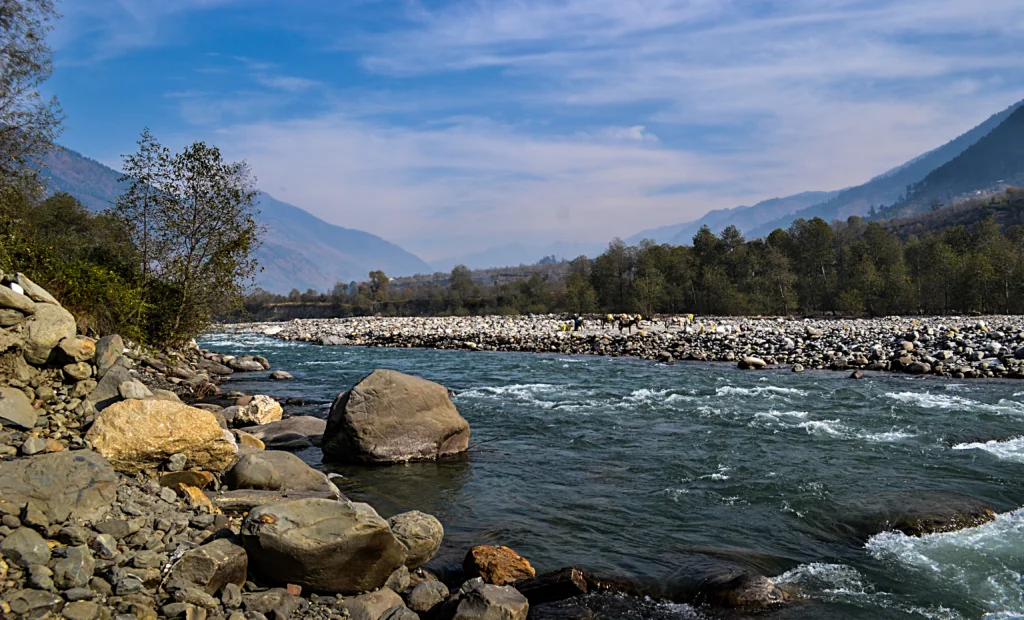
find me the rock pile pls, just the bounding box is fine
[229,314,1024,379]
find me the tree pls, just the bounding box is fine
[368,270,389,303]
[564,256,597,313]
[0,0,63,192]
[115,128,172,279]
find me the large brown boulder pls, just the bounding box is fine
[85,399,238,474]
[322,369,471,463]
[241,498,407,594]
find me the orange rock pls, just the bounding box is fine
[43,439,63,453]
[463,545,536,585]
[159,471,215,491]
[286,583,302,596]
[180,484,216,513]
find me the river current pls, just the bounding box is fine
[199,333,1024,619]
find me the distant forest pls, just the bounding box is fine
[235,188,1024,320]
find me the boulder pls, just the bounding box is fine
[0,386,38,429]
[211,489,342,515]
[322,369,471,463]
[464,546,536,586]
[0,284,36,315]
[669,560,789,610]
[85,358,132,411]
[241,588,300,618]
[738,356,767,370]
[451,579,529,620]
[0,451,117,522]
[0,308,24,327]
[241,498,407,594]
[63,362,92,381]
[905,361,932,375]
[165,539,248,595]
[224,450,339,495]
[240,416,326,451]
[269,370,294,381]
[22,303,76,365]
[85,399,238,474]
[407,580,449,613]
[13,273,58,305]
[118,380,154,400]
[841,491,997,539]
[93,335,125,378]
[339,588,404,620]
[235,395,283,426]
[228,356,264,372]
[388,511,444,570]
[57,337,96,364]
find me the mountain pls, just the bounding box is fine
[746,99,1024,237]
[40,147,431,294]
[431,241,603,272]
[626,191,837,246]
[626,99,1024,243]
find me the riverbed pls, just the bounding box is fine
[200,332,1024,619]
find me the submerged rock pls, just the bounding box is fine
[839,491,997,539]
[322,369,471,463]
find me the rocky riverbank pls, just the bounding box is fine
[226,314,1024,380]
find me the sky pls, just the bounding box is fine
[48,0,1024,262]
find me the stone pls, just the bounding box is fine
[85,399,238,474]
[22,303,77,365]
[227,357,264,373]
[385,565,410,593]
[905,361,932,375]
[166,539,248,595]
[381,606,419,620]
[0,308,25,327]
[58,337,97,364]
[233,431,265,450]
[210,489,342,515]
[85,359,132,411]
[669,559,789,610]
[234,395,283,426]
[0,526,50,567]
[0,283,36,314]
[464,546,536,586]
[20,436,46,455]
[151,388,181,402]
[224,450,339,495]
[72,380,98,400]
[241,588,300,618]
[241,498,407,594]
[14,273,58,305]
[90,534,118,559]
[62,601,100,620]
[64,362,93,381]
[339,588,404,620]
[0,386,38,429]
[93,335,125,378]
[451,581,529,620]
[407,580,449,613]
[240,416,325,451]
[118,380,154,400]
[0,451,117,523]
[54,545,95,589]
[322,369,471,463]
[738,356,767,370]
[269,370,293,381]
[160,471,216,491]
[844,491,997,538]
[388,511,444,570]
[166,452,188,472]
[6,589,65,617]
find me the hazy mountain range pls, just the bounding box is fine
[41,148,431,294]
[629,98,1024,244]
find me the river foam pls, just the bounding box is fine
[952,437,1024,463]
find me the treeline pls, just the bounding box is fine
[239,189,1024,320]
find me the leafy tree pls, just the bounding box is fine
[564,256,597,313]
[115,128,172,279]
[368,270,389,303]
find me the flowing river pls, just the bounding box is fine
[200,332,1024,619]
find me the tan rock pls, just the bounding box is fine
[23,303,76,365]
[58,337,96,363]
[85,399,238,474]
[464,546,536,586]
[233,430,265,450]
[235,395,283,426]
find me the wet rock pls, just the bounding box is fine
[322,369,471,463]
[269,370,293,381]
[85,399,238,474]
[241,497,407,594]
[464,545,536,586]
[224,450,339,495]
[0,385,38,429]
[843,491,997,538]
[22,303,77,365]
[235,395,283,426]
[0,450,117,522]
[388,510,444,570]
[339,588,403,620]
[904,361,932,375]
[165,538,248,595]
[407,580,449,613]
[449,578,529,620]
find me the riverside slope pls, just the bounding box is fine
[225,315,1024,380]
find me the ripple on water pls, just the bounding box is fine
[952,437,1024,463]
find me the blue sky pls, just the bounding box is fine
[48,0,1024,261]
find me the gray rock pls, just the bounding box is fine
[451,582,529,620]
[0,451,117,523]
[118,380,154,400]
[54,545,95,589]
[241,498,407,594]
[388,511,444,570]
[269,370,293,380]
[407,580,449,613]
[241,588,300,618]
[20,436,46,455]
[6,589,65,617]
[224,450,338,495]
[0,308,25,327]
[385,565,410,593]
[165,538,248,595]
[90,533,118,559]
[322,369,471,463]
[85,358,132,411]
[227,357,264,373]
[61,600,100,620]
[14,273,58,305]
[240,416,326,451]
[0,386,38,429]
[1,526,50,567]
[22,303,77,366]
[0,283,36,314]
[166,452,188,472]
[93,335,125,378]
[63,362,93,381]
[381,606,420,620]
[339,588,404,620]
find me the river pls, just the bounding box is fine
[199,332,1024,619]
